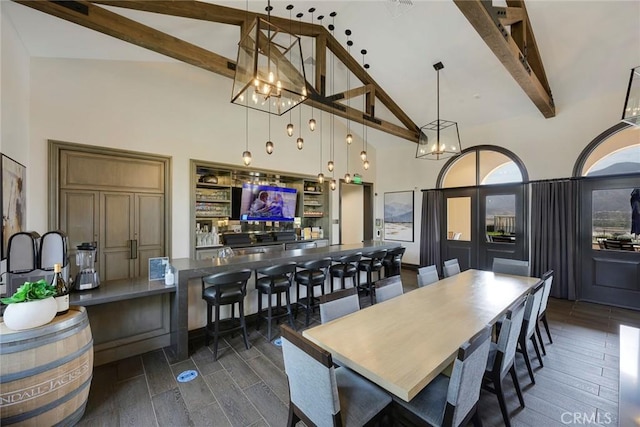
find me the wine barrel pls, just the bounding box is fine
[1,306,93,426]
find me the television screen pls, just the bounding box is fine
[239,184,298,222]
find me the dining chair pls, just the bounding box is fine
[318,287,360,324]
[295,257,332,327]
[374,275,404,303]
[393,326,492,427]
[357,249,388,305]
[443,259,461,278]
[201,269,253,361]
[492,257,530,276]
[417,265,439,287]
[517,280,545,384]
[280,324,392,427]
[536,270,554,355]
[483,296,527,427]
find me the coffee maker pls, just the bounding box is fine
[74,242,100,290]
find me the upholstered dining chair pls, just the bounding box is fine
[393,326,492,427]
[318,288,361,324]
[417,265,439,287]
[280,324,392,427]
[517,280,545,384]
[536,270,555,355]
[483,296,527,427]
[374,275,404,303]
[492,257,530,276]
[443,259,461,278]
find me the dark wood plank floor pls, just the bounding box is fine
[78,270,639,426]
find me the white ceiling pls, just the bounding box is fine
[4,0,640,135]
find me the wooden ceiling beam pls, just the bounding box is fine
[494,6,524,26]
[453,0,555,118]
[327,84,373,102]
[15,0,236,79]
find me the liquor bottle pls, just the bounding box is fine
[52,263,69,315]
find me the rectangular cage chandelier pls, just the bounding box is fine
[231,16,308,115]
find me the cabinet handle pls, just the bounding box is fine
[130,239,138,259]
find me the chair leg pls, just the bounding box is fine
[510,365,526,408]
[239,300,250,351]
[287,404,300,427]
[519,338,535,385]
[285,289,295,330]
[266,293,273,342]
[493,375,512,427]
[542,313,553,343]
[536,323,547,355]
[530,334,544,368]
[471,409,483,427]
[213,302,221,361]
[305,285,311,327]
[205,304,212,346]
[368,270,375,305]
[256,291,263,332]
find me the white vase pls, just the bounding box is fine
[2,297,58,331]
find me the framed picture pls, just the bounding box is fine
[2,155,27,259]
[384,191,414,242]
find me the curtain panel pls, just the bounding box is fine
[420,190,443,276]
[530,180,578,300]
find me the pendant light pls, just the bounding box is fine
[265,104,274,154]
[285,5,295,137]
[345,29,353,145]
[327,12,336,177]
[242,97,252,166]
[361,49,370,169]
[296,11,304,150]
[308,8,316,132]
[318,108,325,184]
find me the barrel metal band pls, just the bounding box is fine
[0,376,92,425]
[0,339,94,383]
[0,316,90,355]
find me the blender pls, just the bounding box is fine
[75,242,100,290]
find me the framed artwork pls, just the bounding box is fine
[384,191,414,242]
[2,155,27,259]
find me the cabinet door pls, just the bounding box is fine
[135,193,165,278]
[59,190,99,278]
[100,192,135,281]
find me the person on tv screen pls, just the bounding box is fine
[268,193,284,217]
[249,191,270,216]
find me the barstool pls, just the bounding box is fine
[295,257,332,326]
[201,269,252,361]
[255,262,297,342]
[382,246,406,277]
[329,252,362,292]
[357,249,387,305]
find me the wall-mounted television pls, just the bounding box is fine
[239,184,298,222]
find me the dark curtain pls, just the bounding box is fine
[420,190,443,276]
[530,180,578,300]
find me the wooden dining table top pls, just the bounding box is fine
[303,269,541,401]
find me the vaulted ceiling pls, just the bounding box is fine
[3,0,639,147]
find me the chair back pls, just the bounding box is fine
[318,288,360,324]
[335,252,362,265]
[281,324,340,426]
[443,259,461,278]
[298,257,333,271]
[374,276,404,303]
[444,326,492,427]
[495,297,527,377]
[538,270,554,317]
[202,269,252,296]
[256,262,297,281]
[523,280,545,338]
[364,249,388,262]
[492,257,530,276]
[417,265,439,287]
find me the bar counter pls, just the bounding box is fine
[169,240,400,362]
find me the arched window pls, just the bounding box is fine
[578,125,640,177]
[438,145,527,188]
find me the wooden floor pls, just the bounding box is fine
[78,270,640,427]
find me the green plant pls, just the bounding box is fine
[0,280,57,304]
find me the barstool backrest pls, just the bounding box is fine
[363,250,387,262]
[202,269,252,294]
[336,252,362,264]
[257,262,297,277]
[298,257,333,271]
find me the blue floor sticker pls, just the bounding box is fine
[177,370,198,383]
[272,337,282,347]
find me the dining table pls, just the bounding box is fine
[302,269,541,402]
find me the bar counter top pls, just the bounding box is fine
[70,277,175,307]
